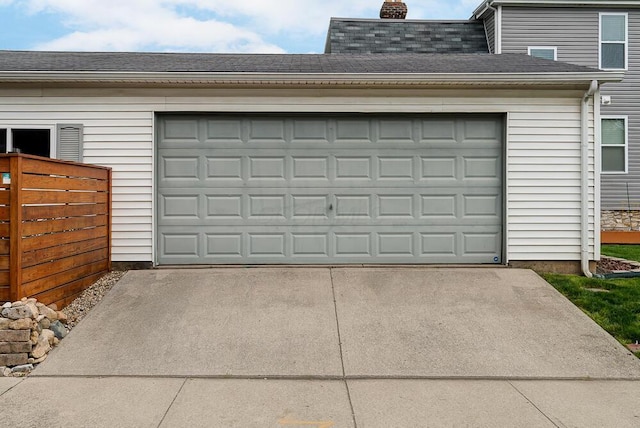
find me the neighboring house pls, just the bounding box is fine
[471,0,640,227]
[325,19,489,54]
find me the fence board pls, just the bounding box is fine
[23,203,108,220]
[22,157,109,180]
[23,215,108,236]
[22,226,108,252]
[22,248,108,284]
[0,286,9,301]
[22,237,108,268]
[23,260,108,297]
[36,271,106,309]
[22,190,108,205]
[22,174,108,192]
[0,240,8,255]
[0,191,9,205]
[0,271,10,287]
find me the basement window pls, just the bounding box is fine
[528,46,557,61]
[0,128,51,157]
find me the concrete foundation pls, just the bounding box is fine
[508,260,596,275]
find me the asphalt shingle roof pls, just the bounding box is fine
[325,18,489,54]
[0,51,603,75]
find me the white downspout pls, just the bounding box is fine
[496,5,502,54]
[484,2,500,55]
[582,80,599,277]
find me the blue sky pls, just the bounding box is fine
[0,0,480,53]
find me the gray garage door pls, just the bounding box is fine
[156,114,503,265]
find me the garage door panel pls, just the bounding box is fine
[157,189,501,227]
[204,119,244,142]
[158,227,503,264]
[207,157,244,179]
[157,115,503,264]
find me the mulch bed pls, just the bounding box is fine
[597,257,640,274]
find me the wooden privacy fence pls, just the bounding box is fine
[0,154,111,309]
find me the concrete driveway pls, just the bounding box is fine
[2,267,640,427]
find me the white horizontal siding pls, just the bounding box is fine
[0,88,595,263]
[507,98,596,260]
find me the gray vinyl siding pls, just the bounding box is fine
[501,7,640,210]
[485,11,496,54]
[501,8,598,66]
[600,11,640,210]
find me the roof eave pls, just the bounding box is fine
[0,71,623,86]
[473,0,640,18]
[472,1,492,19]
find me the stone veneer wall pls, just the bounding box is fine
[601,210,640,231]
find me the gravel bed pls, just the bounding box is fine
[62,271,127,329]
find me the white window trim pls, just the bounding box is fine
[0,125,56,158]
[527,46,557,60]
[599,12,628,71]
[601,115,628,175]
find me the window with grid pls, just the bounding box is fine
[602,117,627,174]
[600,13,627,70]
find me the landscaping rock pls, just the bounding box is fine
[39,318,50,330]
[25,302,38,319]
[10,364,33,374]
[0,318,9,329]
[31,354,47,364]
[31,337,51,359]
[2,302,11,309]
[29,330,38,346]
[1,305,33,320]
[40,329,55,346]
[38,306,57,321]
[56,311,67,323]
[49,321,67,339]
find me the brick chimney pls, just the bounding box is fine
[380,0,408,19]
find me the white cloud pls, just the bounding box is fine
[9,0,477,52]
[21,0,290,52]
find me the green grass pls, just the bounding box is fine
[601,245,640,262]
[542,273,640,354]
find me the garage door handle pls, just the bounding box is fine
[329,204,333,211]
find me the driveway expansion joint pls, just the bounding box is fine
[329,267,358,428]
[157,377,187,428]
[507,380,560,428]
[23,374,640,381]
